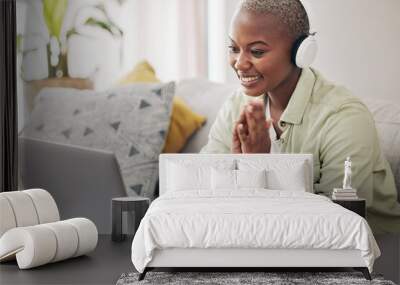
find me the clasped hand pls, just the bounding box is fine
[231,100,272,153]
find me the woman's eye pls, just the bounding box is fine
[228,46,239,53]
[251,49,266,57]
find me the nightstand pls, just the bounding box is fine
[332,198,366,218]
[112,196,150,242]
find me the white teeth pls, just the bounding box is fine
[240,76,259,82]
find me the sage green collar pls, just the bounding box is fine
[280,68,316,125]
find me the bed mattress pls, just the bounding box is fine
[131,190,380,273]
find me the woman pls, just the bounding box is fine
[201,0,400,234]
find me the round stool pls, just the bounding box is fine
[111,197,150,242]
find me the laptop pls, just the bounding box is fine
[18,137,127,234]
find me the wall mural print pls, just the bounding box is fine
[17,0,175,200]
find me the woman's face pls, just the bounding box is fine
[229,9,297,97]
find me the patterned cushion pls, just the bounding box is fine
[118,61,206,153]
[22,82,175,199]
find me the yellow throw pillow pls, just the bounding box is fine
[118,60,160,84]
[163,96,206,153]
[118,60,206,153]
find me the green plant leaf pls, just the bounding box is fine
[66,28,80,39]
[16,34,23,53]
[43,0,68,38]
[84,17,123,37]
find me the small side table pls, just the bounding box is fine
[332,198,366,218]
[112,197,150,242]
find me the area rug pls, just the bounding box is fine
[116,271,396,285]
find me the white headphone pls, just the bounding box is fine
[291,0,318,68]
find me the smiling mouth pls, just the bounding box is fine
[239,75,262,86]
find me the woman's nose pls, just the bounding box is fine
[234,52,251,71]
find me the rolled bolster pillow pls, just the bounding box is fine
[42,221,79,263]
[63,218,98,257]
[0,189,60,238]
[23,189,60,224]
[0,218,98,269]
[0,226,57,269]
[0,196,17,237]
[0,191,39,228]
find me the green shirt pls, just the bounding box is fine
[201,67,400,234]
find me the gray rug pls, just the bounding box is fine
[116,271,396,285]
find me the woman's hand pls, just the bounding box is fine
[232,100,272,153]
[231,109,247,153]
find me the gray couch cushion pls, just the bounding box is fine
[22,82,175,199]
[362,98,400,199]
[176,79,238,153]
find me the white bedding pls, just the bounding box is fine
[131,190,380,273]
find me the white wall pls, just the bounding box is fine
[207,0,228,82]
[311,0,400,103]
[222,0,400,103]
[208,0,240,83]
[128,0,208,82]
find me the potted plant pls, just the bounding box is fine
[18,0,124,109]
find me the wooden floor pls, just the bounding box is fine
[1,234,396,284]
[0,235,133,285]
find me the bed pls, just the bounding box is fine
[131,154,380,280]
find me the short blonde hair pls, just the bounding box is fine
[238,0,310,39]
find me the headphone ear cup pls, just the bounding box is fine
[292,35,318,68]
[291,35,307,66]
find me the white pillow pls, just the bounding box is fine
[266,166,307,191]
[238,159,309,192]
[236,169,267,189]
[166,159,235,192]
[211,168,236,190]
[167,162,211,191]
[211,169,267,190]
